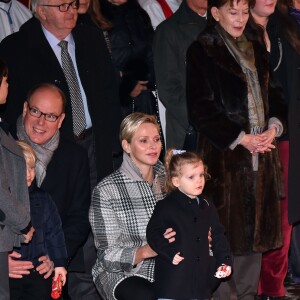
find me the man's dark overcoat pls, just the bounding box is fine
[0,17,121,181]
[186,26,286,255]
[41,138,91,272]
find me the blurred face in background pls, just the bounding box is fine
[78,0,90,13]
[251,0,277,20]
[211,0,249,38]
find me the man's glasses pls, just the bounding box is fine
[27,103,62,122]
[40,0,79,12]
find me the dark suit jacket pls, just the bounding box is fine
[147,190,231,299]
[0,17,121,181]
[153,0,207,148]
[41,137,91,272]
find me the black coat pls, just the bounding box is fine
[153,0,207,148]
[0,17,121,181]
[267,11,300,224]
[186,26,286,255]
[101,0,155,114]
[41,138,91,272]
[147,190,231,299]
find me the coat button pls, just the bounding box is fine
[196,256,201,261]
[196,237,201,242]
[193,217,197,222]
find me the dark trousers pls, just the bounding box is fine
[213,253,262,300]
[115,276,156,300]
[0,251,9,300]
[9,269,52,300]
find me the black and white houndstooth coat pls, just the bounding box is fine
[89,153,166,300]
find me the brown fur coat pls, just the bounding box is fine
[186,25,286,255]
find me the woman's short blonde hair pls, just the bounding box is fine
[16,140,37,166]
[119,112,160,143]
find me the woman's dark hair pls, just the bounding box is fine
[277,0,300,54]
[0,58,8,86]
[207,0,254,25]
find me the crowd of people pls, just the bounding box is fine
[0,0,299,299]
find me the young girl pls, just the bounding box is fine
[9,141,67,300]
[146,149,232,300]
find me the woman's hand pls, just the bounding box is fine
[255,127,276,153]
[239,132,275,154]
[163,227,176,243]
[130,81,148,98]
[135,244,157,265]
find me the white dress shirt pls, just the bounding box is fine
[42,26,92,129]
[138,0,182,29]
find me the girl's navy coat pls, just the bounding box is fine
[146,189,231,300]
[16,182,67,267]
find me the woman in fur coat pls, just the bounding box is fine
[186,0,287,298]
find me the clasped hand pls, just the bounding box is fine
[240,127,276,154]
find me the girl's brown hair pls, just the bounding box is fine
[164,149,210,193]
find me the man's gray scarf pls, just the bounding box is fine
[16,115,60,186]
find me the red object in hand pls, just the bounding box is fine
[51,276,62,299]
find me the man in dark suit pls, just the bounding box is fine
[0,0,120,298]
[8,83,94,299]
[153,0,207,149]
[0,0,121,185]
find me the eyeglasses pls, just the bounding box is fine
[27,103,62,122]
[40,0,79,12]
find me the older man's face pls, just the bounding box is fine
[23,87,65,145]
[37,0,78,39]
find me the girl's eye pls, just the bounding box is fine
[154,137,161,143]
[140,139,147,143]
[188,176,194,180]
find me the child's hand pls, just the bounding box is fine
[23,227,35,243]
[172,252,184,265]
[214,264,232,278]
[54,267,67,286]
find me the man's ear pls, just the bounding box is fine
[172,176,180,188]
[37,5,47,21]
[22,101,28,118]
[57,113,65,129]
[211,7,220,22]
[121,139,130,154]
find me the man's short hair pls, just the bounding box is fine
[26,83,67,113]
